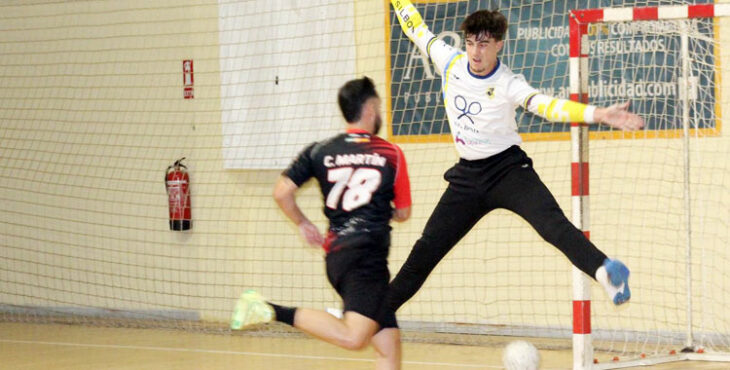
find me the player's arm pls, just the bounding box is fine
[390,0,434,55]
[524,93,644,130]
[391,0,456,67]
[391,144,412,223]
[391,0,459,78]
[393,205,411,222]
[277,143,325,246]
[592,101,645,130]
[273,176,324,246]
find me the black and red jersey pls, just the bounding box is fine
[284,128,411,236]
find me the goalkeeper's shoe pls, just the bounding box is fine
[230,290,275,330]
[596,259,631,305]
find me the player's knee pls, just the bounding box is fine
[340,333,370,350]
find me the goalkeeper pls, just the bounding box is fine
[386,0,644,314]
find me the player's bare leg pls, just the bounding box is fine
[292,309,378,350]
[232,291,379,350]
[372,328,401,370]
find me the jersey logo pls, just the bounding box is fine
[455,133,466,145]
[345,134,371,143]
[454,95,482,124]
[486,87,495,99]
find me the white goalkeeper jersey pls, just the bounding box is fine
[428,40,539,160]
[391,0,597,160]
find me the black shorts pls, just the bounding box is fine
[325,231,398,329]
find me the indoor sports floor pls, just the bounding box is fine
[1,322,727,369]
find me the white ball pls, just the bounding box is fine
[503,340,540,370]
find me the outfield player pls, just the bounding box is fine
[231,77,411,370]
[386,0,643,313]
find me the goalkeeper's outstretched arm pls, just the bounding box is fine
[390,0,436,57]
[391,0,459,73]
[525,94,645,131]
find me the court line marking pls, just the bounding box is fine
[0,339,499,368]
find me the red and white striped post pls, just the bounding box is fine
[568,10,593,369]
[568,4,730,368]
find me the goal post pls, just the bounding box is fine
[569,3,730,368]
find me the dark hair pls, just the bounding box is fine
[460,10,508,41]
[338,76,378,123]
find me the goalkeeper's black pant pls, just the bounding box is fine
[385,145,608,312]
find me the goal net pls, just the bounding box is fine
[570,4,730,367]
[0,0,728,366]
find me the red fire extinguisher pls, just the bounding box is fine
[165,157,192,230]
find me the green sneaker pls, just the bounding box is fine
[230,290,275,330]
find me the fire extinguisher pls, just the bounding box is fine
[165,157,192,231]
